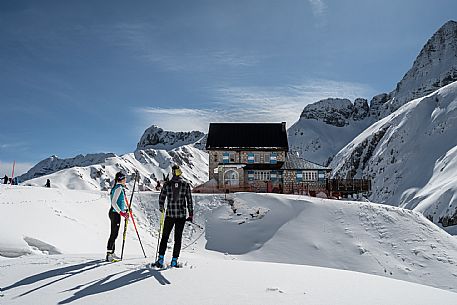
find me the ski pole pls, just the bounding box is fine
[120,171,143,259]
[154,210,165,263]
[120,215,129,260]
[126,194,147,258]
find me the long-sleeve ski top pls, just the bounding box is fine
[159,176,193,218]
[110,184,127,213]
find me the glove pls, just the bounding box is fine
[186,213,193,222]
[120,211,129,219]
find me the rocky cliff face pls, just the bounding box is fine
[300,98,370,127]
[330,81,457,225]
[380,20,457,117]
[137,125,205,151]
[289,20,457,167]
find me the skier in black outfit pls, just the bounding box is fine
[3,175,8,184]
[154,165,193,268]
[45,179,51,188]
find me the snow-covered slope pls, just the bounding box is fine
[137,125,206,150]
[23,145,208,191]
[331,81,457,224]
[4,185,457,290]
[17,153,116,182]
[20,125,209,191]
[288,20,457,165]
[383,20,457,116]
[288,98,373,165]
[1,186,456,304]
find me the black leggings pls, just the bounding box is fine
[107,209,121,252]
[159,217,186,258]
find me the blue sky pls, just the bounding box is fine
[1,0,456,175]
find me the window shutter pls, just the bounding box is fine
[248,153,254,164]
[223,152,229,164]
[270,152,277,164]
[271,170,277,181]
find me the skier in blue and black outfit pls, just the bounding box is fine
[154,164,193,268]
[106,171,129,262]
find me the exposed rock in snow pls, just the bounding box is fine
[300,98,370,127]
[288,98,374,165]
[137,125,206,150]
[330,81,457,224]
[289,21,457,166]
[20,125,209,191]
[18,153,116,182]
[384,20,457,116]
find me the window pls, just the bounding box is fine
[254,170,271,181]
[248,153,255,164]
[270,152,277,164]
[223,152,229,164]
[213,154,218,162]
[254,153,260,163]
[229,152,236,163]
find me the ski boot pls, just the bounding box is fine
[106,251,121,262]
[170,257,178,268]
[153,255,164,268]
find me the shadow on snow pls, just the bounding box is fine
[58,267,170,304]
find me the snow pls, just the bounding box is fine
[1,185,457,304]
[21,144,209,191]
[331,81,457,225]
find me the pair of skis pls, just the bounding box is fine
[120,170,147,261]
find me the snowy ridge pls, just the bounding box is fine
[18,153,116,182]
[384,20,457,116]
[137,125,206,150]
[23,145,208,191]
[330,81,457,224]
[288,110,373,165]
[1,187,457,304]
[20,124,209,191]
[288,20,457,165]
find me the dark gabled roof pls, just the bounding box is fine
[281,152,332,171]
[206,123,289,150]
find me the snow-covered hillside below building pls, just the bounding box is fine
[21,126,209,191]
[1,186,457,304]
[330,81,457,227]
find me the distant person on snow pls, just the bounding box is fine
[45,179,51,188]
[3,175,8,184]
[106,171,129,262]
[153,165,193,268]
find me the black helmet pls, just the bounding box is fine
[115,171,126,182]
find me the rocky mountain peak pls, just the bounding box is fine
[300,98,370,127]
[383,20,457,115]
[137,125,205,151]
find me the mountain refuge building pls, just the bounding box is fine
[199,122,335,195]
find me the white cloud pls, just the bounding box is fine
[107,22,263,71]
[308,0,327,27]
[136,79,375,132]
